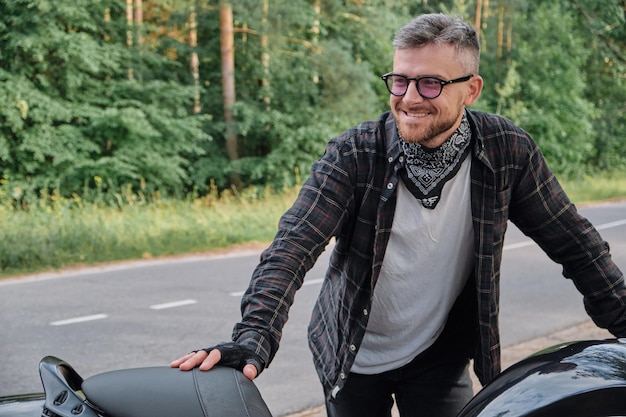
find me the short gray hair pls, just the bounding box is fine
[393,14,480,74]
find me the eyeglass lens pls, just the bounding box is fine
[385,75,442,98]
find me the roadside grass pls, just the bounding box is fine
[0,186,299,277]
[560,174,626,205]
[1,173,624,278]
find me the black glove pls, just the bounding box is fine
[200,342,265,375]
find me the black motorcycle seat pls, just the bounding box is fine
[81,366,273,417]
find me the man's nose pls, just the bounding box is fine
[403,80,427,102]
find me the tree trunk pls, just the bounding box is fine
[134,0,143,45]
[189,4,201,114]
[220,1,240,187]
[260,0,270,109]
[312,0,320,84]
[474,0,483,37]
[126,0,134,80]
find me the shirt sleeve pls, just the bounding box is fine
[509,137,626,336]
[232,134,358,366]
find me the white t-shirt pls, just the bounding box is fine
[352,156,473,374]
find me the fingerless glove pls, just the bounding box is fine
[200,342,265,375]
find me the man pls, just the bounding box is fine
[172,13,626,417]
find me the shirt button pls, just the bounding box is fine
[340,372,346,380]
[350,344,357,352]
[399,156,404,163]
[388,156,393,163]
[363,309,368,316]
[387,182,393,190]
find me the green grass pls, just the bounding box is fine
[1,173,624,278]
[559,174,626,205]
[0,186,299,277]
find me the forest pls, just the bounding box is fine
[1,0,625,206]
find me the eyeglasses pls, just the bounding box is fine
[381,73,473,99]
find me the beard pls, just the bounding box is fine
[396,114,459,147]
[394,102,465,147]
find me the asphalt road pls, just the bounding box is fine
[1,199,625,416]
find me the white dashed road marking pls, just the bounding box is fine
[597,219,626,230]
[149,299,198,310]
[50,314,108,326]
[49,299,197,326]
[503,241,535,251]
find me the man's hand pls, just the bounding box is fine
[170,342,263,381]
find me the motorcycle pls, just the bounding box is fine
[2,338,626,417]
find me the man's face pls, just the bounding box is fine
[389,44,482,148]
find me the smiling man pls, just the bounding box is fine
[387,44,481,148]
[173,14,626,417]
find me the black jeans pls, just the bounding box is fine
[325,353,473,417]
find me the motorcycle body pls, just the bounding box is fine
[458,338,626,417]
[2,339,626,417]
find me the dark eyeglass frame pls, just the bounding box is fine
[381,73,474,99]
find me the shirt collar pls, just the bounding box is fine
[383,113,404,167]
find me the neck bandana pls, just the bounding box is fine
[398,112,472,209]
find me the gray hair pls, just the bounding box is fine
[393,14,480,73]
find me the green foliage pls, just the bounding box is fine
[184,0,395,190]
[570,0,626,172]
[1,0,625,200]
[0,0,211,204]
[476,0,626,177]
[2,0,626,276]
[504,3,596,177]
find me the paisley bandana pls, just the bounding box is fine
[398,113,472,209]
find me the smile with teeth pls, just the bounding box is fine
[404,111,429,118]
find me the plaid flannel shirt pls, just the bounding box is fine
[232,109,626,397]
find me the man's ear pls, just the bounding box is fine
[464,74,483,106]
